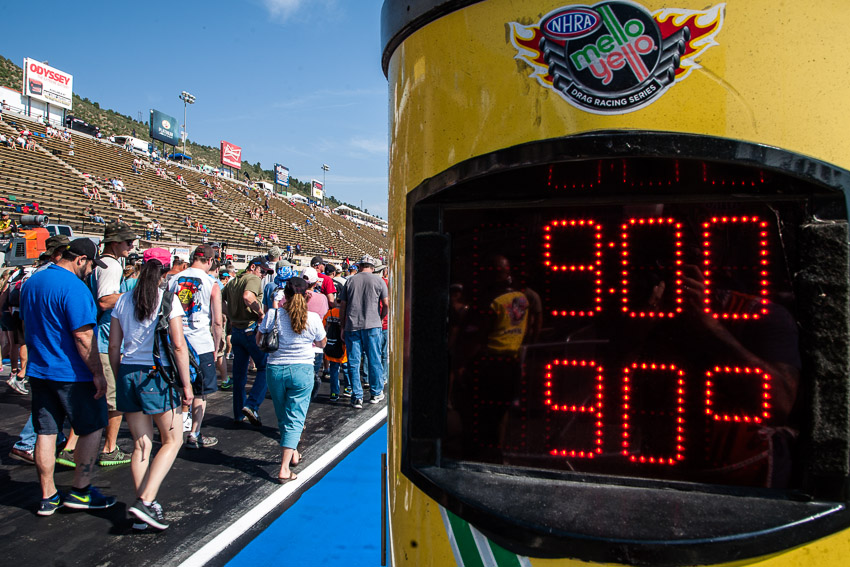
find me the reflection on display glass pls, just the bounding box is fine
[442,183,809,490]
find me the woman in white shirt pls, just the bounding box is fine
[258,276,326,482]
[108,247,193,530]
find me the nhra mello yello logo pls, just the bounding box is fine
[510,2,724,114]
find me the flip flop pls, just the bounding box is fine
[275,472,297,484]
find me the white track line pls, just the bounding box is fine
[179,407,388,567]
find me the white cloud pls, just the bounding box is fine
[262,0,304,20]
[350,137,388,155]
[261,0,339,22]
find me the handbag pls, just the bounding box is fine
[258,308,280,352]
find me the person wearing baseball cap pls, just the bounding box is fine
[0,210,16,235]
[91,222,138,467]
[108,246,193,528]
[167,244,223,449]
[262,259,296,311]
[337,253,389,408]
[20,234,117,515]
[222,256,275,426]
[310,255,337,307]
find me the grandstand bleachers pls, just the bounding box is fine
[0,112,387,263]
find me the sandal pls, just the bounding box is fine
[275,472,297,484]
[291,450,303,467]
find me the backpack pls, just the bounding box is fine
[8,268,32,308]
[323,314,345,359]
[152,291,203,388]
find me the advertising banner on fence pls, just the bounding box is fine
[22,58,73,110]
[150,109,179,146]
[221,141,242,169]
[274,164,290,187]
[311,180,324,199]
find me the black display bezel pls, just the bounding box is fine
[401,132,850,566]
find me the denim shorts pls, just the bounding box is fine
[116,364,182,415]
[194,352,218,395]
[31,377,108,436]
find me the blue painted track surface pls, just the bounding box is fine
[228,424,388,566]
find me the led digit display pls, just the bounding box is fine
[443,190,808,489]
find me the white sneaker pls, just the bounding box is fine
[6,376,29,395]
[369,392,385,404]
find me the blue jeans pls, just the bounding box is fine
[328,361,349,396]
[381,328,389,386]
[15,416,66,451]
[231,326,268,421]
[267,364,313,448]
[345,328,383,400]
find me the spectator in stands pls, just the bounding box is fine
[108,248,192,530]
[91,185,101,201]
[168,245,222,450]
[258,276,326,482]
[0,133,11,149]
[21,239,117,515]
[254,234,262,247]
[82,184,92,200]
[0,212,14,235]
[0,99,4,121]
[145,221,154,240]
[153,221,163,241]
[16,134,26,149]
[144,198,154,211]
[223,257,274,426]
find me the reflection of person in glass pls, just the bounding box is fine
[451,254,531,462]
[680,263,800,488]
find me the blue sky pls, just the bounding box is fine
[0,0,389,218]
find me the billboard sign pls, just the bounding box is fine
[22,58,73,110]
[221,141,242,169]
[311,179,324,199]
[275,164,290,187]
[150,109,179,146]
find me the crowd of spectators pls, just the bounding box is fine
[2,225,390,530]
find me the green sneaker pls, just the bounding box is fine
[56,449,76,468]
[220,377,233,390]
[98,448,131,466]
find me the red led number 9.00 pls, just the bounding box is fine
[544,215,770,319]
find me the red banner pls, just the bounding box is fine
[220,141,242,169]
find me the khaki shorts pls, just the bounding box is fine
[99,352,118,411]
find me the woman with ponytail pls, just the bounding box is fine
[108,248,193,530]
[257,275,326,482]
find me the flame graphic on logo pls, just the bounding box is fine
[509,3,725,89]
[509,22,554,86]
[654,4,725,81]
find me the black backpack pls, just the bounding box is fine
[323,314,345,359]
[152,291,203,389]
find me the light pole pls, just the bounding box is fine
[321,163,329,207]
[178,91,195,160]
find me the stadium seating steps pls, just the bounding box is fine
[0,113,386,263]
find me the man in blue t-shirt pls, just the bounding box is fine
[21,239,117,516]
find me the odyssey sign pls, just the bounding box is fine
[22,58,73,110]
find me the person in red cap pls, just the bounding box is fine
[109,247,194,529]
